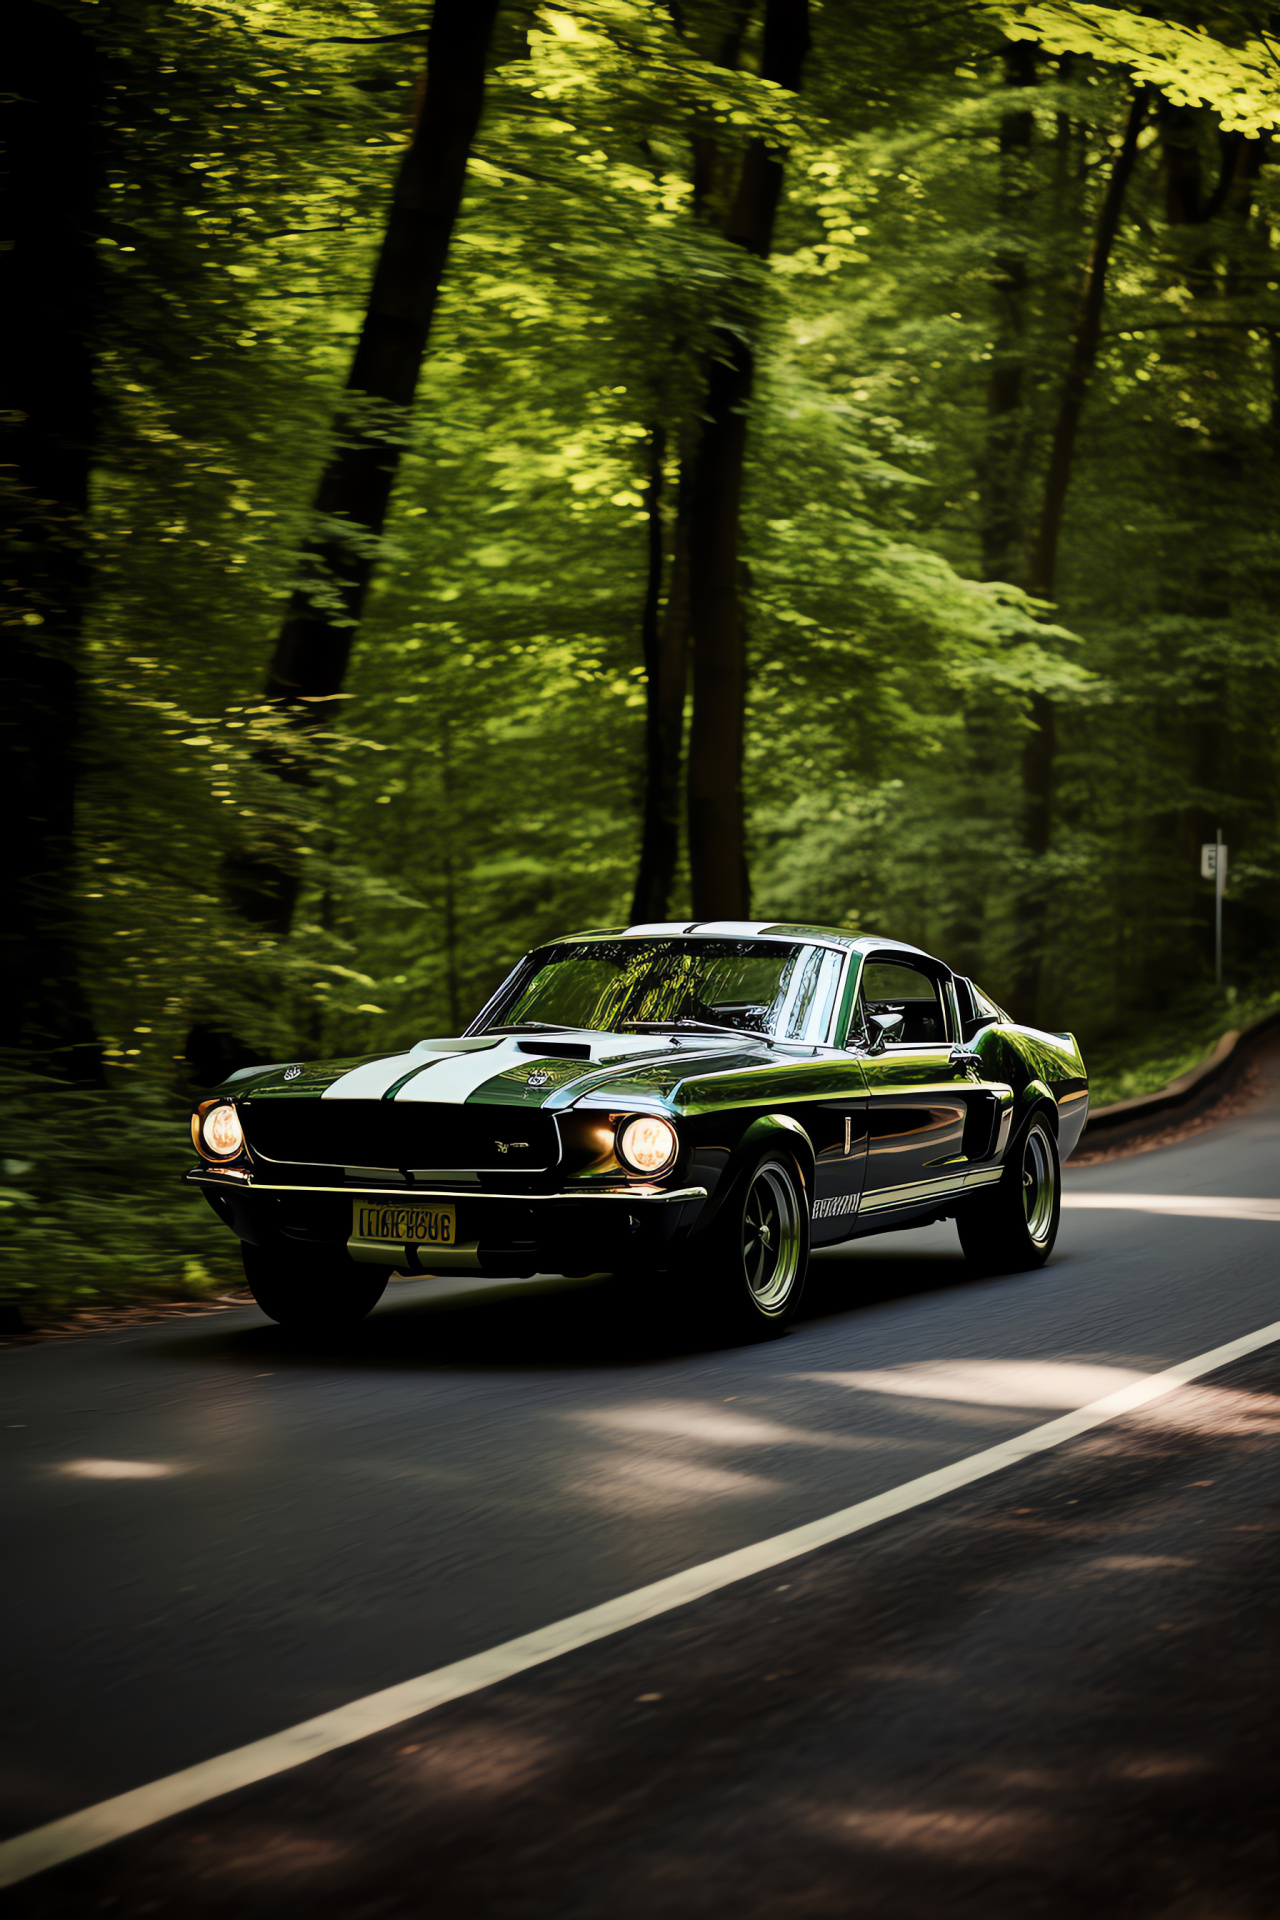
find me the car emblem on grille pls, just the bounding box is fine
[527,1070,550,1087]
[283,1066,302,1081]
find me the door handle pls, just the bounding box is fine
[949,1047,981,1070]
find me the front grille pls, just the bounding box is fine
[239,1099,559,1173]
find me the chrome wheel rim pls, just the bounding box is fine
[742,1162,803,1313]
[1022,1123,1057,1247]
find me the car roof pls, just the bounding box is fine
[545,921,937,962]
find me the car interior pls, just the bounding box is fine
[859,958,948,1045]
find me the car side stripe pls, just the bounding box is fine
[859,1168,1002,1213]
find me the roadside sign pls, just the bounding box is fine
[1202,833,1228,990]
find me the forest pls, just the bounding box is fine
[6,0,1280,1315]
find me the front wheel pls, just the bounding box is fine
[242,1242,387,1334]
[696,1152,811,1340]
[957,1112,1060,1273]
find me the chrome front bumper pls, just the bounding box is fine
[185,1167,707,1204]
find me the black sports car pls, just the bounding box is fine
[188,922,1088,1339]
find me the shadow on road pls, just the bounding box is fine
[149,1241,995,1378]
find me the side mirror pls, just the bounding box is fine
[868,1010,905,1052]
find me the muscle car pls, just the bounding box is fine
[187,922,1088,1339]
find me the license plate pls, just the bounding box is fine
[353,1201,456,1247]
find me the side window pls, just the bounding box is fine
[953,975,977,1033]
[861,958,947,1046]
[955,976,1004,1041]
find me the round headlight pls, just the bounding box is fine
[616,1114,677,1177]
[197,1102,244,1160]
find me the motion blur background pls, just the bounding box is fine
[6,0,1280,1315]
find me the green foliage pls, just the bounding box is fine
[0,1069,240,1316]
[1085,984,1280,1107]
[995,3,1280,134]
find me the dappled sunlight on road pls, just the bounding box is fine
[1063,1194,1280,1220]
[1131,1381,1280,1438]
[564,1396,929,1514]
[1080,1555,1195,1573]
[1065,1381,1280,1448]
[558,1368,1280,1523]
[815,1800,1062,1861]
[392,1720,566,1802]
[1104,1753,1210,1782]
[56,1459,184,1480]
[565,1453,784,1514]
[580,1402,881,1450]
[801,1362,1280,1445]
[184,1827,351,1888]
[802,1359,1147,1409]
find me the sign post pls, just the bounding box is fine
[1200,832,1228,991]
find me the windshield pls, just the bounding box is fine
[479,939,844,1042]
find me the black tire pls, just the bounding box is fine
[242,1242,387,1333]
[957,1110,1060,1273]
[694,1151,811,1340]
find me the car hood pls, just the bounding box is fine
[225,1030,773,1112]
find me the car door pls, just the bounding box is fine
[854,951,1007,1222]
[768,945,869,1243]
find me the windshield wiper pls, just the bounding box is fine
[488,1020,573,1033]
[620,1018,772,1043]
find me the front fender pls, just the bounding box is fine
[692,1112,815,1235]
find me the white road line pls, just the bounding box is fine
[1063,1194,1280,1220]
[4,1316,1280,1890]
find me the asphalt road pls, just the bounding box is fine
[3,1052,1280,1916]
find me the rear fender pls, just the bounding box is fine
[1016,1080,1058,1134]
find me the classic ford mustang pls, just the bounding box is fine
[187,922,1088,1339]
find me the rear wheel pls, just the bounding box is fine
[696,1152,810,1340]
[242,1242,387,1334]
[957,1112,1060,1273]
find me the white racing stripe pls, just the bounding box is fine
[318,1047,453,1102]
[320,1044,510,1105]
[391,1032,687,1106]
[319,1033,679,1105]
[389,1038,526,1105]
[3,1315,1280,1888]
[1063,1193,1280,1221]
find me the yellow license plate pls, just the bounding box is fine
[353,1201,456,1247]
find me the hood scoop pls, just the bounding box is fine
[515,1038,593,1060]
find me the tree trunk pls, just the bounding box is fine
[439,715,462,1031]
[685,338,753,922]
[627,0,749,926]
[949,41,1038,982]
[268,0,501,716]
[0,2,106,1083]
[685,0,810,921]
[630,425,692,925]
[978,39,1038,586]
[223,0,501,942]
[1012,85,1146,1020]
[1029,87,1147,603]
